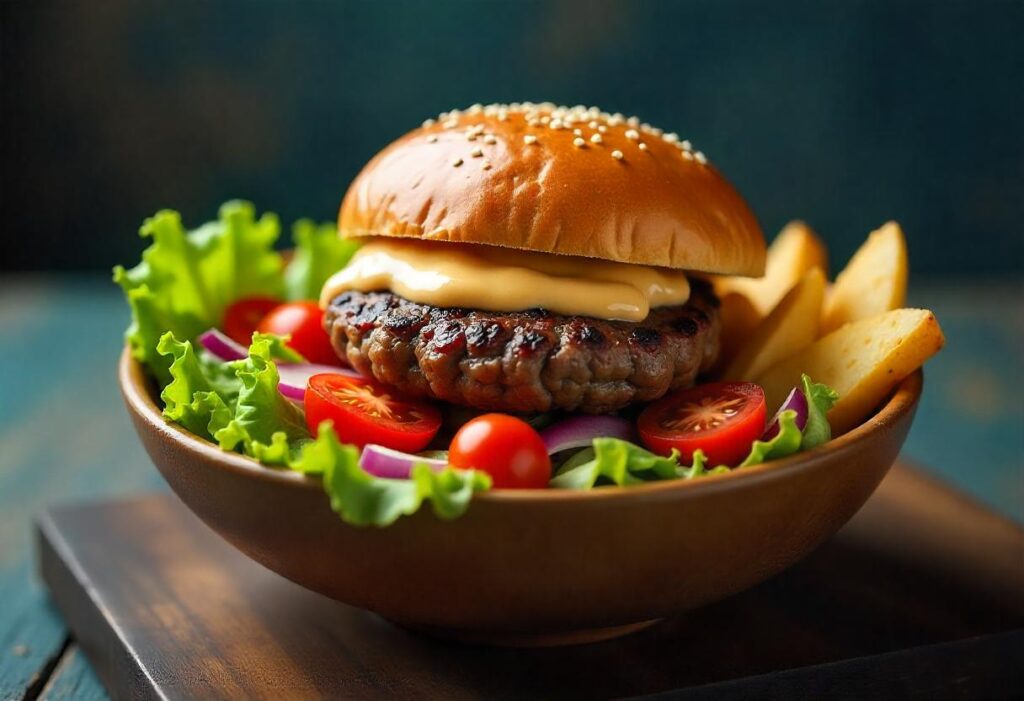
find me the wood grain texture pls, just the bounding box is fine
[39,646,106,701]
[0,563,68,701]
[36,463,1024,700]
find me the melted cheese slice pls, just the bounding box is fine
[319,238,689,322]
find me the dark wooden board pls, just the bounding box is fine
[36,463,1024,700]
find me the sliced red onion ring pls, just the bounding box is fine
[761,386,809,441]
[359,444,447,479]
[540,415,634,454]
[277,363,362,402]
[198,329,248,362]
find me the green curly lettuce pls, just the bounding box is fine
[550,403,825,490]
[800,374,840,449]
[114,201,285,383]
[290,424,491,527]
[155,330,489,524]
[285,219,361,300]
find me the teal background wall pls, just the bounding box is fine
[2,0,1022,274]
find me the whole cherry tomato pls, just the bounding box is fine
[448,414,552,489]
[223,296,281,346]
[256,301,340,365]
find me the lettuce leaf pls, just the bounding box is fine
[285,219,361,301]
[155,330,489,524]
[800,374,840,449]
[289,424,492,527]
[212,334,308,464]
[114,201,285,383]
[550,409,809,489]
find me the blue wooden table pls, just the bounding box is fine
[1,275,1021,699]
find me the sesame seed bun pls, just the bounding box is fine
[338,103,766,276]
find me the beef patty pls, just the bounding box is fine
[324,279,720,414]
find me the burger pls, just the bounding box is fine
[318,102,766,415]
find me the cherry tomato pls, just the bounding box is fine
[638,382,767,466]
[256,301,340,365]
[305,373,441,451]
[448,414,552,489]
[223,296,281,346]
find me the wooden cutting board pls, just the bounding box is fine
[36,462,1024,700]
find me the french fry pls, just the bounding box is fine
[821,221,908,335]
[755,308,945,434]
[714,221,828,363]
[723,267,825,381]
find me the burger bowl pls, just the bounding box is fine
[119,348,922,646]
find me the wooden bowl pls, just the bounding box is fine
[119,348,922,646]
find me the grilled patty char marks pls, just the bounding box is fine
[324,280,720,413]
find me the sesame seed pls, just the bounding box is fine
[695,151,707,164]
[471,147,483,157]
[598,125,607,133]
[527,118,540,127]
[466,134,477,141]
[540,115,551,124]
[482,160,492,170]
[627,116,640,127]
[681,140,692,151]
[483,134,497,144]
[638,142,648,151]
[590,133,603,144]
[573,128,583,136]
[682,150,694,160]
[588,120,599,128]
[422,118,436,128]
[550,118,563,129]
[469,103,483,113]
[573,137,586,148]
[427,135,438,143]
[625,129,640,140]
[611,149,624,160]
[663,132,679,143]
[443,119,458,129]
[523,134,538,145]
[452,157,464,167]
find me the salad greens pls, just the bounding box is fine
[116,201,838,528]
[550,405,822,490]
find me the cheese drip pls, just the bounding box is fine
[319,238,690,322]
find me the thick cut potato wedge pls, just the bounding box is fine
[755,309,944,435]
[714,221,828,363]
[821,221,908,335]
[723,267,826,381]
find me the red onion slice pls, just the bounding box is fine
[277,364,362,402]
[762,386,809,441]
[198,329,248,362]
[540,415,634,454]
[359,444,447,479]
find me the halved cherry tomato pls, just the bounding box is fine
[257,301,340,366]
[448,414,551,489]
[223,296,281,346]
[638,382,767,466]
[305,373,441,451]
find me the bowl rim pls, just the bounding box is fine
[119,346,922,505]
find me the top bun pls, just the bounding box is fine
[339,103,766,276]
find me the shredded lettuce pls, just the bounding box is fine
[285,219,361,301]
